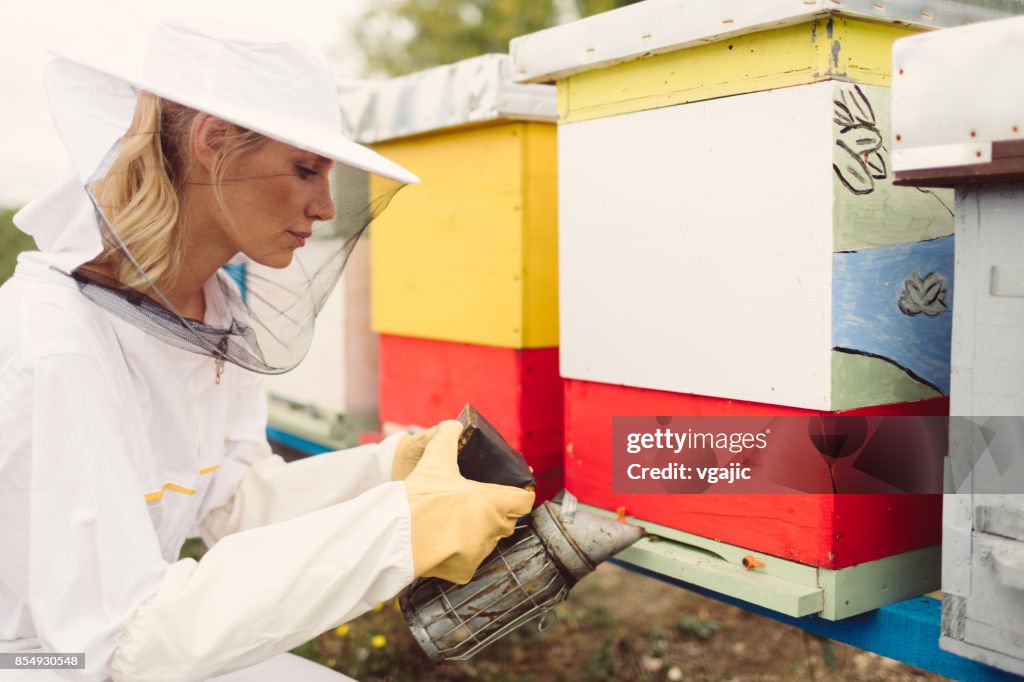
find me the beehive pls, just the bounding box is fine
[511,0,1022,612]
[346,55,563,500]
[893,17,1024,674]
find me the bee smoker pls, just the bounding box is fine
[399,406,646,662]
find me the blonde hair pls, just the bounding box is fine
[90,92,265,291]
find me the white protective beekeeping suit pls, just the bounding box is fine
[0,18,535,681]
[0,18,421,682]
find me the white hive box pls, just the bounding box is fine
[941,188,1024,679]
[893,13,1024,182]
[893,16,1024,676]
[511,0,1022,411]
[558,80,958,410]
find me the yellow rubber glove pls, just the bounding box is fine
[391,424,440,481]
[404,420,535,584]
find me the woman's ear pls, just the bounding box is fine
[191,113,234,174]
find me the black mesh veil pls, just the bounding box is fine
[73,137,405,375]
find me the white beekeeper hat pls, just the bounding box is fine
[47,17,418,187]
[16,17,417,375]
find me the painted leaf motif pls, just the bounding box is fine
[839,127,883,156]
[833,100,857,129]
[832,85,886,194]
[898,272,948,316]
[834,140,874,195]
[865,150,888,180]
[843,84,876,126]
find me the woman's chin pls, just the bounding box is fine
[251,251,295,269]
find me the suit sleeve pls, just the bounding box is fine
[198,368,402,546]
[14,352,414,682]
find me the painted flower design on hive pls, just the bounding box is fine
[898,271,948,317]
[833,84,887,195]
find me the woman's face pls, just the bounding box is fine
[214,138,336,269]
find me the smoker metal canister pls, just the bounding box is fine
[399,492,645,662]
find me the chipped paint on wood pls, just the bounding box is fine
[557,18,920,124]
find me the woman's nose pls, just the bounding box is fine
[307,175,336,222]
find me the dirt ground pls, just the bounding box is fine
[295,562,947,682]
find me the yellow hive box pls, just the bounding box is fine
[511,2,1018,123]
[371,121,557,348]
[556,17,912,123]
[341,54,559,349]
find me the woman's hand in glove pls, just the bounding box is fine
[392,424,441,481]
[404,420,535,584]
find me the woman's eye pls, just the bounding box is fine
[295,165,317,179]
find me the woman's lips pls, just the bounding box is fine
[287,231,310,247]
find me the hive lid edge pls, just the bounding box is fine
[510,0,1024,84]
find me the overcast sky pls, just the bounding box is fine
[0,0,368,207]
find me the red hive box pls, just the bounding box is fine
[380,335,563,502]
[565,379,947,569]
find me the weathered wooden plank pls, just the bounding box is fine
[589,503,941,620]
[820,545,941,620]
[616,538,824,618]
[582,503,821,587]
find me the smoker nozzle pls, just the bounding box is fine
[534,497,646,580]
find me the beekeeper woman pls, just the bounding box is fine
[0,18,534,682]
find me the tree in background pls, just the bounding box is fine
[354,0,641,77]
[0,207,35,285]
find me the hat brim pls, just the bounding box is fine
[48,47,420,186]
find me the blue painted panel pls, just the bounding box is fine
[833,236,954,393]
